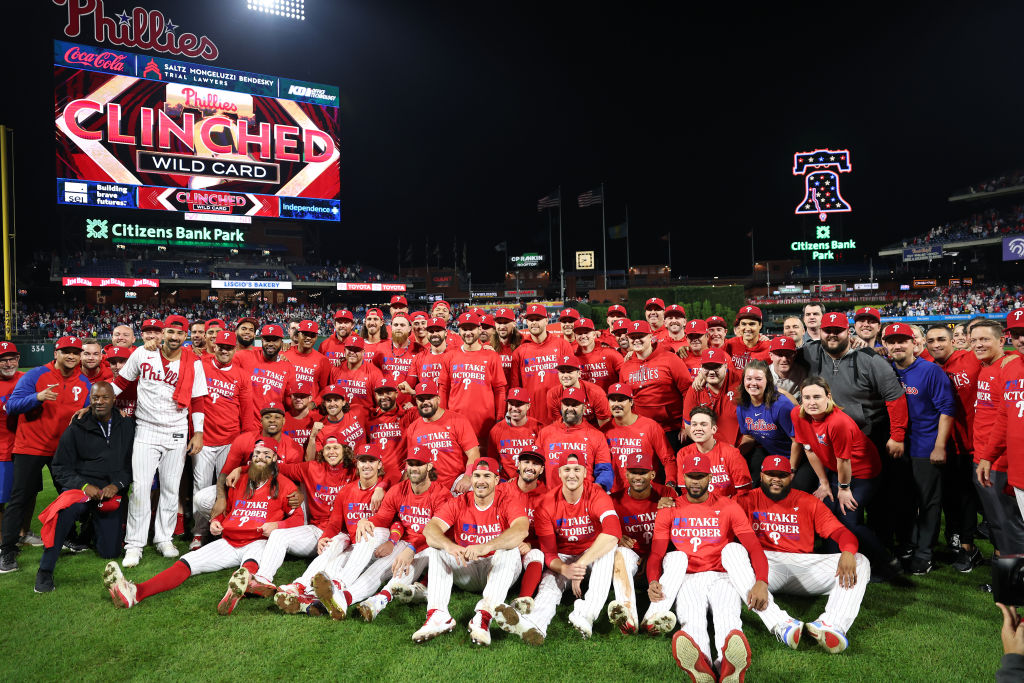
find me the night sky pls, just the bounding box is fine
[7,1,1024,282]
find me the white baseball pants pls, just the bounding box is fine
[530,549,615,636]
[126,436,187,551]
[675,571,741,666]
[181,538,267,575]
[1016,487,1024,520]
[193,445,230,496]
[250,524,324,583]
[642,550,690,620]
[290,533,353,590]
[611,546,642,626]
[425,547,522,614]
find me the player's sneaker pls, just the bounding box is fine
[953,547,983,573]
[393,581,427,603]
[773,618,802,649]
[640,611,677,636]
[607,600,637,635]
[156,542,179,558]
[188,535,203,551]
[0,551,19,573]
[568,609,593,639]
[411,609,456,642]
[510,596,534,614]
[312,571,349,621]
[34,570,55,593]
[468,610,492,646]
[493,604,545,646]
[103,561,137,609]
[908,558,933,576]
[274,591,316,615]
[670,630,716,683]
[719,629,752,683]
[18,532,44,547]
[122,548,142,568]
[246,575,277,598]
[805,620,849,654]
[357,594,389,622]
[217,567,250,616]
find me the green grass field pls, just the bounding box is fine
[0,473,1008,683]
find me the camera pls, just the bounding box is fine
[992,555,1024,605]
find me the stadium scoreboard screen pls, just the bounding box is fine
[54,40,340,222]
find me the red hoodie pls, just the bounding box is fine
[8,363,91,456]
[618,345,693,433]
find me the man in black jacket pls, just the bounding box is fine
[35,382,133,592]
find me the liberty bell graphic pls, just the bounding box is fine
[793,149,852,222]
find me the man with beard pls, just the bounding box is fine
[769,336,805,399]
[283,320,331,392]
[538,387,613,491]
[282,380,316,450]
[574,318,623,392]
[683,348,742,446]
[497,445,548,617]
[511,304,575,415]
[705,316,728,350]
[377,315,419,404]
[610,318,632,357]
[603,383,676,493]
[308,387,366,459]
[411,457,529,645]
[203,319,226,356]
[491,308,521,384]
[405,380,481,493]
[660,305,689,353]
[0,343,24,542]
[596,304,629,350]
[606,450,676,635]
[853,307,883,351]
[543,355,610,427]
[405,317,453,393]
[246,325,297,425]
[80,340,113,383]
[319,310,357,368]
[188,321,207,354]
[723,455,869,653]
[367,377,412,483]
[438,312,507,442]
[360,308,389,366]
[479,314,497,346]
[329,335,383,424]
[724,306,772,372]
[233,316,260,365]
[488,388,543,480]
[644,298,669,342]
[102,441,301,613]
[285,320,300,353]
[678,320,709,379]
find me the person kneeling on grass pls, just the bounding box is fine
[103,442,301,614]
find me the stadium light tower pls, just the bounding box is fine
[246,0,305,20]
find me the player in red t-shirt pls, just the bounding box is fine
[706,316,728,349]
[439,312,507,443]
[606,450,676,635]
[658,305,690,353]
[403,317,453,395]
[543,355,611,427]
[410,457,529,645]
[574,318,623,391]
[618,321,693,448]
[405,379,481,493]
[281,380,316,449]
[677,406,752,500]
[723,306,772,372]
[376,315,420,396]
[308,386,367,459]
[511,304,575,416]
[329,334,384,424]
[282,320,332,392]
[723,455,868,654]
[537,387,613,490]
[488,388,543,480]
[678,320,710,379]
[682,348,742,446]
[245,325,296,425]
[103,441,300,614]
[493,452,621,643]
[603,382,677,493]
[644,454,766,682]
[0,342,24,523]
[496,445,548,613]
[360,307,388,366]
[366,377,411,483]
[489,308,521,384]
[318,310,357,368]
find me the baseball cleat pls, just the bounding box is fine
[670,630,716,683]
[357,594,389,622]
[122,549,142,568]
[805,620,849,654]
[640,611,677,636]
[719,629,752,683]
[510,596,534,614]
[607,600,637,635]
[567,610,593,639]
[276,582,306,596]
[273,591,304,614]
[774,618,803,649]
[156,542,179,558]
[468,610,492,646]
[493,603,523,634]
[246,575,278,598]
[188,535,203,551]
[103,561,137,609]
[217,567,250,616]
[312,572,348,620]
[393,581,427,603]
[411,609,456,642]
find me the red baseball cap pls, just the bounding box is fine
[769,336,796,353]
[260,324,284,338]
[252,440,280,457]
[355,443,383,461]
[685,320,708,336]
[457,312,481,328]
[607,304,628,318]
[317,386,346,402]
[260,402,286,416]
[556,354,581,370]
[481,314,496,329]
[164,315,189,330]
[611,318,630,334]
[705,316,727,329]
[410,311,429,322]
[390,295,408,306]
[506,387,531,404]
[680,453,711,475]
[493,307,516,322]
[405,446,431,464]
[854,306,881,323]
[414,379,440,397]
[882,323,914,340]
[665,304,686,318]
[323,435,343,447]
[524,304,547,319]
[761,455,792,474]
[105,346,132,361]
[55,336,83,351]
[214,330,237,347]
[431,300,451,313]
[624,451,654,472]
[517,445,545,463]
[0,341,19,358]
[735,305,762,323]
[141,318,163,332]
[297,320,319,335]
[374,376,400,391]
[1008,308,1024,331]
[557,452,586,469]
[426,317,448,331]
[366,308,384,319]
[607,382,633,399]
[820,312,849,331]
[289,379,314,396]
[573,317,595,332]
[344,334,365,350]
[471,457,500,474]
[626,320,652,337]
[333,309,354,322]
[236,316,259,328]
[701,348,729,366]
[645,297,665,311]
[205,318,226,331]
[560,386,586,404]
[559,308,581,322]
[97,495,122,512]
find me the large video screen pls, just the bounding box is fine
[54,40,340,222]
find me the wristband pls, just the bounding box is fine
[838,482,851,490]
[82,484,90,492]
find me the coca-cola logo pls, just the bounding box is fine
[63,45,128,72]
[56,0,220,62]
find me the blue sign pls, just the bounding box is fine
[902,245,943,262]
[57,178,136,209]
[278,197,340,221]
[1003,236,1024,261]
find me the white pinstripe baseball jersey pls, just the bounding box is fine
[117,347,207,439]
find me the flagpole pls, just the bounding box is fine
[668,233,672,279]
[601,181,607,287]
[558,185,565,302]
[625,204,631,283]
[397,236,401,280]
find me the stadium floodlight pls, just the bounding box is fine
[245,0,305,20]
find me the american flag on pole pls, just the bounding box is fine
[537,190,561,212]
[577,187,604,207]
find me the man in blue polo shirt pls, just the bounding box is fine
[883,323,955,575]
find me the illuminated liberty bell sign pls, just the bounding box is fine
[793,149,851,222]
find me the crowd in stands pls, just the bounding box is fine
[961,169,1024,195]
[878,283,1024,317]
[893,204,1024,248]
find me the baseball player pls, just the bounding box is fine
[543,355,611,427]
[410,457,529,645]
[281,380,316,449]
[602,382,677,493]
[705,316,728,349]
[79,340,113,383]
[645,454,766,683]
[282,320,332,391]
[404,379,480,493]
[328,334,384,423]
[768,335,805,399]
[658,305,689,353]
[609,318,632,356]
[511,304,575,414]
[188,321,206,354]
[490,308,522,384]
[438,312,507,441]
[376,315,419,394]
[538,387,613,490]
[678,320,710,378]
[606,450,675,634]
[853,307,883,350]
[112,315,207,567]
[594,305,628,350]
[410,311,431,350]
[233,316,260,363]
[677,407,752,500]
[724,455,870,653]
[557,308,581,350]
[494,452,621,643]
[203,319,225,355]
[245,324,296,425]
[105,347,137,417]
[683,348,742,446]
[488,388,543,480]
[388,295,410,325]
[366,377,414,483]
[496,445,548,616]
[360,307,388,365]
[318,310,357,367]
[404,317,453,391]
[724,306,772,371]
[103,441,300,613]
[574,318,623,391]
[193,331,257,549]
[0,342,24,545]
[307,386,367,459]
[429,300,463,349]
[643,298,669,341]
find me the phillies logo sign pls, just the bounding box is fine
[55,0,220,61]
